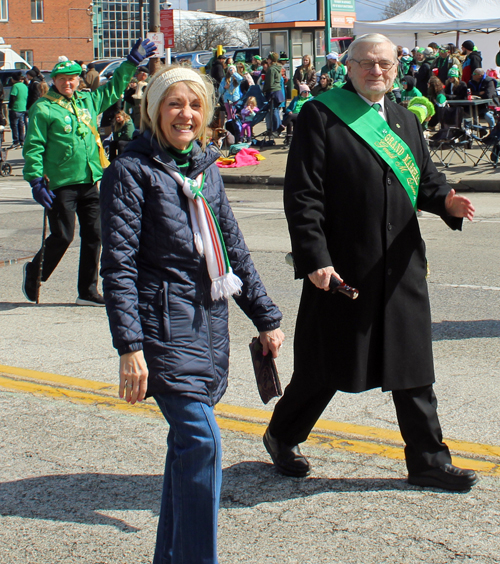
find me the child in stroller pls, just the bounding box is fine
[240,96,259,142]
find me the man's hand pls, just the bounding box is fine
[445,189,475,221]
[30,177,55,209]
[119,350,149,405]
[308,266,342,291]
[127,38,157,66]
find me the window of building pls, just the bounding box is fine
[93,0,147,59]
[0,0,8,22]
[31,0,44,21]
[20,50,34,66]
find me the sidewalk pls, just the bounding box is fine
[219,122,500,192]
[3,124,500,192]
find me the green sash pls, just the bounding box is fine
[315,88,420,210]
[43,91,110,168]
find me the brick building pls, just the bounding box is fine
[0,0,94,69]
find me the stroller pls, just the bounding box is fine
[0,122,11,176]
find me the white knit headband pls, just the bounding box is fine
[146,68,206,121]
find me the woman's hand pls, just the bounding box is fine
[445,189,475,221]
[308,266,342,291]
[119,350,148,405]
[259,328,285,358]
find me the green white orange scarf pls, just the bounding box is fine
[169,169,242,301]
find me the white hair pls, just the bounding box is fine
[347,34,398,62]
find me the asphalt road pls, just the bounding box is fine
[1,178,499,563]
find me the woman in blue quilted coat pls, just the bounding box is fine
[100,66,284,564]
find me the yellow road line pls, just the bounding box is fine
[1,364,499,475]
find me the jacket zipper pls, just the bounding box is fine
[201,271,216,405]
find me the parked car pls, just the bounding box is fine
[330,37,353,55]
[0,69,29,102]
[232,47,260,65]
[89,58,126,85]
[171,51,213,69]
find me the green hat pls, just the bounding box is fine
[448,65,460,78]
[253,55,262,61]
[408,96,435,124]
[50,60,83,78]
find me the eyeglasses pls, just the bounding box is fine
[350,59,395,71]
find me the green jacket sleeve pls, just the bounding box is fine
[91,60,137,116]
[23,103,49,181]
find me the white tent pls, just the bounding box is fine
[353,0,500,67]
[354,0,500,34]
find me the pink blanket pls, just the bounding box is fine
[216,147,262,168]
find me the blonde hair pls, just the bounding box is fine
[247,96,257,108]
[112,110,131,132]
[140,64,215,150]
[302,54,312,68]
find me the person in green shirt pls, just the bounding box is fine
[400,74,422,102]
[320,52,347,86]
[8,72,28,148]
[22,38,156,306]
[279,83,313,145]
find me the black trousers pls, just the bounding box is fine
[29,183,101,297]
[268,372,452,474]
[282,113,298,136]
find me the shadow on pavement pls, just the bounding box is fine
[432,319,500,340]
[0,466,408,530]
[0,302,81,311]
[0,473,162,531]
[221,461,406,509]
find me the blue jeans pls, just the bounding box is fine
[265,98,282,132]
[153,394,222,564]
[9,110,25,145]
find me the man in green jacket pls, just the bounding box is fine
[22,38,156,306]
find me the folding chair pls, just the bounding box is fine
[428,106,474,167]
[464,119,500,169]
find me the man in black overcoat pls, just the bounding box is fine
[264,33,478,491]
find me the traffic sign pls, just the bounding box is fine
[146,32,165,57]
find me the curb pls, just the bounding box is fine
[221,174,284,187]
[221,174,500,192]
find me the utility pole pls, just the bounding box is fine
[324,0,331,57]
[149,0,162,74]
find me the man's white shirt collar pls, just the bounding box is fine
[357,93,387,121]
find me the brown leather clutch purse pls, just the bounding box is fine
[249,337,282,404]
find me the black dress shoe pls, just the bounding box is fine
[75,293,105,307]
[408,463,478,491]
[22,262,37,302]
[263,428,311,477]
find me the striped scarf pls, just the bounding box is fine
[169,169,242,301]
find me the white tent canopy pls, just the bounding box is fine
[354,0,500,34]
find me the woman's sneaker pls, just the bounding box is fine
[75,293,105,307]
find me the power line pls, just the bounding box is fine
[263,0,302,12]
[356,0,387,9]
